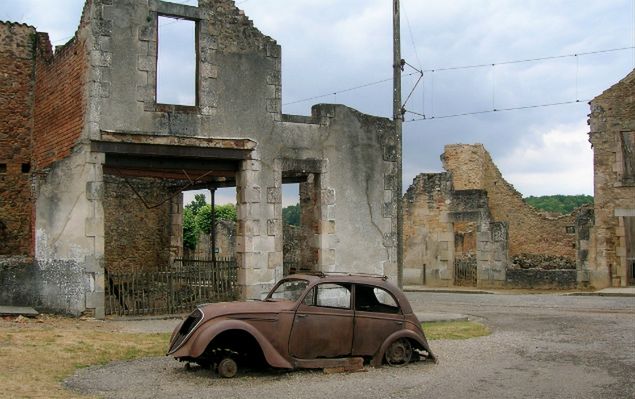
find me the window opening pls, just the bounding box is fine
[355,285,400,314]
[0,164,6,174]
[157,16,196,106]
[282,183,301,275]
[21,163,31,173]
[182,187,237,260]
[304,283,351,309]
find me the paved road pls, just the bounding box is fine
[65,293,635,399]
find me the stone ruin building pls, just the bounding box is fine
[587,69,635,288]
[403,69,635,290]
[0,0,400,318]
[403,144,583,289]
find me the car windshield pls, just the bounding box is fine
[266,279,309,302]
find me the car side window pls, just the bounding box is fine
[304,283,351,309]
[355,285,401,314]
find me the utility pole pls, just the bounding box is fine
[393,0,403,289]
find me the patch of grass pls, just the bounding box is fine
[0,316,169,398]
[423,321,490,340]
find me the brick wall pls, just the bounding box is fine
[0,22,36,256]
[32,32,87,170]
[443,144,577,259]
[104,175,175,273]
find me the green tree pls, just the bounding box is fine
[524,195,593,214]
[195,203,237,234]
[185,193,207,214]
[282,203,300,226]
[182,207,198,250]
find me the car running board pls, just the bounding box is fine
[293,357,365,372]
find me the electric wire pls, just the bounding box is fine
[283,46,634,107]
[404,99,589,122]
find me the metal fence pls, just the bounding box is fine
[105,257,239,316]
[454,256,477,287]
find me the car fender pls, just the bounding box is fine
[187,319,293,369]
[371,329,436,367]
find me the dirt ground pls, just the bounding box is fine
[64,292,635,399]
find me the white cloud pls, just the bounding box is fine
[497,121,593,196]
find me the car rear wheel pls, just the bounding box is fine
[385,338,412,366]
[217,357,238,378]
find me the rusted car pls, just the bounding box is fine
[167,273,435,377]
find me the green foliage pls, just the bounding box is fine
[282,203,300,226]
[182,207,197,250]
[195,204,237,234]
[524,195,593,214]
[186,193,207,215]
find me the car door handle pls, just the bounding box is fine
[297,314,307,318]
[394,321,403,325]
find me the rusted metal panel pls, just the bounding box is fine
[167,273,436,377]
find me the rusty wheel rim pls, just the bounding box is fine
[217,358,238,378]
[385,338,413,366]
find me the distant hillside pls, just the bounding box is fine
[524,195,593,214]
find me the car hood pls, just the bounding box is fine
[197,299,296,321]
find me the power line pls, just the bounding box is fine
[283,46,634,107]
[423,46,634,73]
[404,99,589,122]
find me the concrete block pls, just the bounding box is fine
[267,219,281,236]
[85,217,104,238]
[267,187,281,204]
[86,182,104,201]
[201,64,219,79]
[84,255,103,273]
[321,188,336,205]
[257,236,276,253]
[236,236,255,253]
[268,251,283,269]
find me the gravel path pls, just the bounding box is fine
[65,293,635,399]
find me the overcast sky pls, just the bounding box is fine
[2,0,634,206]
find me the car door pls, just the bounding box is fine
[288,283,353,359]
[352,284,405,357]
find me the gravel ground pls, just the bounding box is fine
[65,293,635,399]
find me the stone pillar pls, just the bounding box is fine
[236,159,276,299]
[169,193,183,264]
[84,150,106,319]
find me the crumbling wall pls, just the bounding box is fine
[443,144,577,259]
[403,173,454,286]
[0,22,36,256]
[404,144,582,289]
[588,69,635,288]
[32,31,87,169]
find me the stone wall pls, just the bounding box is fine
[587,69,635,288]
[0,22,36,256]
[1,0,399,317]
[443,144,577,259]
[404,144,581,289]
[103,175,175,273]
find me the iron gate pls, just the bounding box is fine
[454,255,477,287]
[105,257,239,316]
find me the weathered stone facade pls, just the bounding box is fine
[0,0,399,317]
[404,144,582,289]
[587,69,635,288]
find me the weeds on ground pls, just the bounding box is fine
[0,315,169,399]
[423,321,490,340]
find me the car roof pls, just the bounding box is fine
[283,273,413,314]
